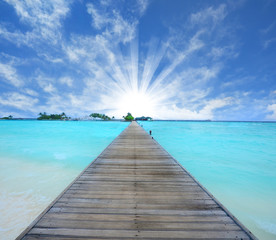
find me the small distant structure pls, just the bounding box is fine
[135,116,153,121]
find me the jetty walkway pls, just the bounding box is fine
[17,121,256,239]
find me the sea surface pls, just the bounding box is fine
[140,121,276,240]
[1,121,275,240]
[0,120,129,240]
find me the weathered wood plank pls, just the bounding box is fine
[49,207,228,216]
[36,219,241,231]
[62,190,210,198]
[42,212,236,223]
[53,201,219,210]
[17,121,256,240]
[28,228,250,239]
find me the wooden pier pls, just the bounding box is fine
[17,121,256,239]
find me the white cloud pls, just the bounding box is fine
[39,53,64,63]
[0,92,38,109]
[155,97,233,120]
[260,19,276,49]
[0,110,22,118]
[0,25,27,47]
[0,62,23,87]
[186,30,205,53]
[64,44,86,62]
[187,4,239,63]
[210,47,225,58]
[199,97,233,118]
[150,31,206,92]
[36,75,57,94]
[221,75,255,89]
[261,21,276,35]
[1,0,71,49]
[24,88,39,97]
[5,0,70,38]
[68,94,84,107]
[64,33,118,65]
[39,91,102,117]
[209,45,239,59]
[86,3,108,30]
[266,104,276,120]
[190,4,227,26]
[180,66,219,84]
[59,77,73,87]
[264,37,276,49]
[43,83,56,93]
[86,2,137,44]
[110,11,137,43]
[137,0,149,15]
[147,65,219,114]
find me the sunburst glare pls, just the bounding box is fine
[104,39,169,118]
[117,90,156,117]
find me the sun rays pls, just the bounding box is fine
[100,39,169,118]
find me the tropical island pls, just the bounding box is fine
[1,112,152,121]
[37,112,70,120]
[0,115,13,120]
[135,116,153,121]
[123,112,134,121]
[37,112,138,121]
[89,113,114,121]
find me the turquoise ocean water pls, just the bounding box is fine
[0,120,128,240]
[140,121,276,240]
[0,121,275,240]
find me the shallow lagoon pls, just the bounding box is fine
[141,121,276,240]
[0,120,129,240]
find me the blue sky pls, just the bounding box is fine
[0,0,276,120]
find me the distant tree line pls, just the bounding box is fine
[1,112,151,122]
[0,115,13,120]
[37,112,69,120]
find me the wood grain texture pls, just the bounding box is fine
[17,121,257,240]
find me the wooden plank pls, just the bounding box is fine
[36,218,241,231]
[17,121,256,240]
[53,201,219,210]
[42,213,236,223]
[62,190,210,197]
[49,207,228,216]
[28,228,250,239]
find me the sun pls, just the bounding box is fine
[117,90,156,118]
